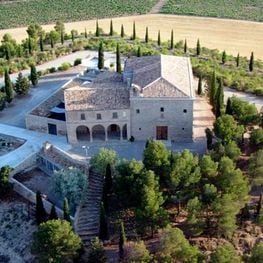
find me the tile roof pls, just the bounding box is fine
[124,55,194,97]
[64,71,130,111]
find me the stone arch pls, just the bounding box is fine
[76,126,90,142]
[107,124,121,140]
[92,125,106,141]
[122,124,128,140]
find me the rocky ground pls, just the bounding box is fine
[0,134,25,156]
[0,192,36,263]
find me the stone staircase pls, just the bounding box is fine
[75,169,104,246]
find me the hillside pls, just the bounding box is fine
[0,0,158,29]
[162,0,263,22]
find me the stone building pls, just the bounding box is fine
[64,54,195,144]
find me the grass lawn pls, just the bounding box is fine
[0,0,158,29]
[161,0,263,22]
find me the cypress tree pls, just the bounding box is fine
[63,198,71,222]
[4,45,11,60]
[102,182,108,214]
[30,64,38,86]
[105,164,113,193]
[196,39,201,56]
[36,190,47,225]
[119,221,126,259]
[157,30,161,46]
[249,52,254,72]
[209,70,217,109]
[225,98,232,115]
[222,50,227,64]
[132,21,136,40]
[215,78,224,118]
[99,202,108,240]
[110,20,114,36]
[71,30,75,43]
[49,204,58,220]
[84,28,88,39]
[116,43,121,74]
[50,36,54,49]
[121,24,125,38]
[95,20,100,37]
[60,30,64,45]
[205,128,213,150]
[256,194,262,217]
[28,37,33,55]
[170,29,174,49]
[184,39,187,54]
[236,53,240,67]
[98,41,104,70]
[197,75,202,95]
[4,68,13,103]
[39,34,44,52]
[145,27,149,43]
[137,46,142,57]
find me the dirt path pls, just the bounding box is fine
[0,14,263,59]
[149,0,167,14]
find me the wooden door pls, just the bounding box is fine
[156,126,168,140]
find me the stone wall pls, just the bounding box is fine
[66,108,130,144]
[25,114,67,136]
[130,97,194,142]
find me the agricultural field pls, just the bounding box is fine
[162,0,263,22]
[0,0,158,29]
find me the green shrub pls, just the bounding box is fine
[58,62,71,71]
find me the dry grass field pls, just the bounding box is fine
[0,14,263,59]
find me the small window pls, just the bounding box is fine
[182,128,185,130]
[160,107,164,112]
[112,112,118,119]
[183,109,187,113]
[80,113,85,120]
[136,109,140,114]
[139,128,141,131]
[97,113,102,120]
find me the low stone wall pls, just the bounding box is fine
[25,114,67,136]
[13,152,38,174]
[11,177,75,222]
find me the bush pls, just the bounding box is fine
[250,128,263,146]
[48,67,56,73]
[58,62,71,71]
[74,58,82,66]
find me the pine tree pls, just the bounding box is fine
[236,53,240,67]
[60,30,64,45]
[14,72,30,95]
[49,204,58,220]
[84,28,88,39]
[96,20,100,37]
[119,221,126,259]
[121,24,125,38]
[209,70,217,109]
[110,20,113,36]
[63,198,71,222]
[197,75,202,95]
[222,50,227,64]
[170,29,174,49]
[137,46,142,57]
[157,30,161,46]
[249,52,254,72]
[184,39,187,54]
[30,64,38,86]
[105,163,113,193]
[145,27,149,43]
[99,202,108,240]
[225,98,232,115]
[215,78,224,118]
[4,68,13,103]
[196,39,201,56]
[98,41,104,70]
[36,190,47,225]
[132,21,136,40]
